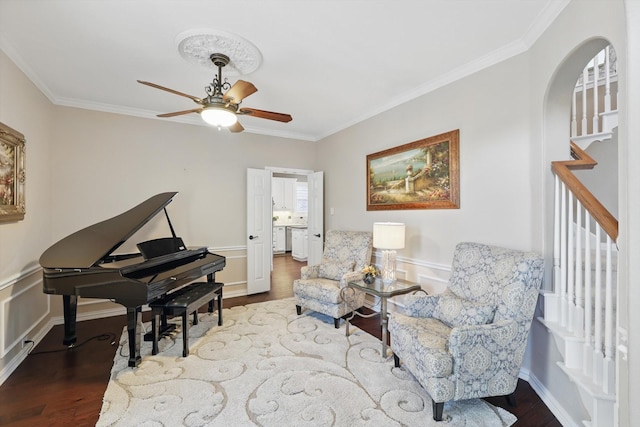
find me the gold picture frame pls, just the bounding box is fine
[0,122,26,222]
[367,129,459,210]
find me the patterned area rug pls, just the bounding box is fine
[97,298,516,426]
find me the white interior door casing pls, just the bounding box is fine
[307,171,324,265]
[246,168,272,294]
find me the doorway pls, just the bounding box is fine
[247,167,324,295]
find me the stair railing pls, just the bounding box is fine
[571,45,617,142]
[551,142,618,395]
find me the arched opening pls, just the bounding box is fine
[542,38,612,287]
[540,37,621,426]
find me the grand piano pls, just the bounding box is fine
[39,192,226,367]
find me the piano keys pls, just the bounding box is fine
[39,192,226,367]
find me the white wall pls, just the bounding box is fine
[316,53,535,265]
[50,107,317,249]
[0,48,54,375]
[621,1,640,425]
[573,134,618,218]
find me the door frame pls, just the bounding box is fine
[246,166,322,295]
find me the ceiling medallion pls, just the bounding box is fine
[176,29,262,76]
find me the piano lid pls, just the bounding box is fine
[39,192,179,269]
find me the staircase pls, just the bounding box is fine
[539,46,619,427]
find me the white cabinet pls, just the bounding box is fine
[273,226,286,254]
[291,228,308,261]
[272,177,297,210]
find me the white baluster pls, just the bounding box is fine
[571,88,578,138]
[592,57,599,134]
[575,201,584,338]
[604,45,612,113]
[560,182,568,328]
[567,193,575,333]
[583,210,593,376]
[581,66,588,136]
[603,235,615,394]
[554,176,561,291]
[593,226,603,385]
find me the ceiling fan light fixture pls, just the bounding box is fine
[201,106,238,127]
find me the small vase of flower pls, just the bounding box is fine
[362,265,379,284]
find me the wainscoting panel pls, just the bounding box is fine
[0,272,49,358]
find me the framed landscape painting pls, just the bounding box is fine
[366,129,459,211]
[0,122,26,222]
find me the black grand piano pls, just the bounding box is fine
[39,192,226,367]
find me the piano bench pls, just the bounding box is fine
[149,281,223,357]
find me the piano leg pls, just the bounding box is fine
[126,306,142,367]
[62,295,78,346]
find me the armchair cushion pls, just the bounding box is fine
[318,260,355,281]
[432,296,495,328]
[390,313,453,378]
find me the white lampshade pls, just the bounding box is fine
[201,107,238,127]
[373,222,405,249]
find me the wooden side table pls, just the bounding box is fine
[343,277,422,357]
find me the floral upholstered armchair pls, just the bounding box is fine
[293,230,373,328]
[388,242,544,421]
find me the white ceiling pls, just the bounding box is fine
[0,0,568,141]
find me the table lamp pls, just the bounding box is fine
[373,222,405,283]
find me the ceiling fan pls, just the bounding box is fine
[138,53,292,132]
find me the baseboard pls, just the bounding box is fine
[0,317,55,387]
[519,367,577,426]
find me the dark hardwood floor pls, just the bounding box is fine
[0,254,561,426]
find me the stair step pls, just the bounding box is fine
[558,363,615,401]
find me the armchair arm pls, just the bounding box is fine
[339,271,363,288]
[301,264,320,280]
[448,320,523,380]
[403,294,440,318]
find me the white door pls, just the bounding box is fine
[307,171,324,265]
[246,168,272,294]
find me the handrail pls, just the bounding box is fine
[551,142,618,241]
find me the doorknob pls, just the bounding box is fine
[314,233,321,238]
[249,235,258,240]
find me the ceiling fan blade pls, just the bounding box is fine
[157,108,203,118]
[223,80,257,104]
[229,121,244,133]
[238,108,292,123]
[137,80,203,104]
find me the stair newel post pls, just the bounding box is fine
[593,225,603,386]
[583,210,594,377]
[575,201,584,338]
